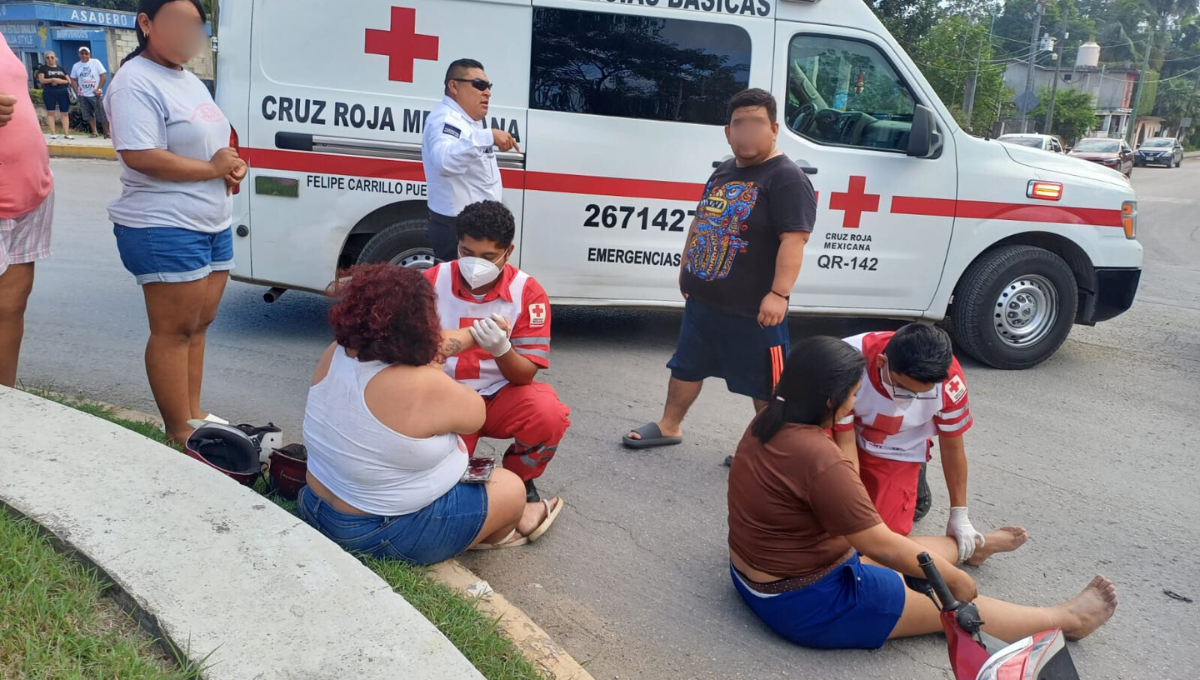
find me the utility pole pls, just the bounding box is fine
[1045,33,1069,135]
[1020,0,1049,133]
[1127,17,1159,145]
[966,11,997,126]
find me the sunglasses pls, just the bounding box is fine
[452,78,493,92]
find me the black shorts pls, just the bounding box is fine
[667,297,789,401]
[43,89,71,113]
[79,94,106,123]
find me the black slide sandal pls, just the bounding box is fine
[622,423,683,450]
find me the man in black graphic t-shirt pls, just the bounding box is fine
[624,88,816,458]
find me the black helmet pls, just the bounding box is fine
[184,424,261,487]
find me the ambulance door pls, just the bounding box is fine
[773,23,958,312]
[244,0,530,294]
[520,1,774,304]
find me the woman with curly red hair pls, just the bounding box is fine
[297,264,555,565]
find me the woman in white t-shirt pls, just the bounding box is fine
[105,0,246,443]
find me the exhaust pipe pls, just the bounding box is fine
[263,287,287,303]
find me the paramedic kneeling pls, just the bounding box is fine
[834,324,983,561]
[299,264,560,565]
[424,200,571,509]
[727,336,1117,651]
[422,58,518,262]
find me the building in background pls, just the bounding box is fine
[1001,46,1140,141]
[0,2,212,89]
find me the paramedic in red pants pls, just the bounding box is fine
[833,324,986,562]
[424,200,570,504]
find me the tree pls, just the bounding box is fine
[1031,87,1097,141]
[910,15,1012,132]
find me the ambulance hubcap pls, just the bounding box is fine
[994,275,1057,348]
[389,248,436,271]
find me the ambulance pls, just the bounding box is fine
[215,0,1143,370]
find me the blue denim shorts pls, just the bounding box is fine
[668,297,790,401]
[731,553,906,649]
[297,483,489,567]
[113,224,233,285]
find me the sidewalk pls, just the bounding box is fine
[45,134,116,160]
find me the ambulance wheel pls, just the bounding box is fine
[949,245,1077,370]
[357,218,437,271]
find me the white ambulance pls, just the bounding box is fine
[216,0,1143,369]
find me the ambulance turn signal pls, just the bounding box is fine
[1026,181,1063,201]
[1122,201,1137,239]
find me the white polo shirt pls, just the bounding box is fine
[421,96,502,216]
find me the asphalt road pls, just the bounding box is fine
[19,159,1199,679]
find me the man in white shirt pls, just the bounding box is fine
[422,58,518,261]
[69,46,109,138]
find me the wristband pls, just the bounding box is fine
[770,290,790,300]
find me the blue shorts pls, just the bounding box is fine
[667,297,790,401]
[43,89,71,113]
[297,483,488,567]
[113,225,234,285]
[731,553,906,649]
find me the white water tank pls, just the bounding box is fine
[1077,41,1101,68]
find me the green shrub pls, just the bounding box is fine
[29,88,43,108]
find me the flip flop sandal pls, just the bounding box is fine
[526,498,563,543]
[470,528,529,551]
[622,422,683,450]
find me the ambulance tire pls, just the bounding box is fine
[949,246,1078,370]
[356,218,438,270]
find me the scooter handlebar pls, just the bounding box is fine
[917,552,960,612]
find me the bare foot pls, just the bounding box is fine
[1060,576,1118,641]
[516,498,559,536]
[965,526,1029,566]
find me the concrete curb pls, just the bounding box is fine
[0,387,486,680]
[47,142,117,160]
[19,389,595,680]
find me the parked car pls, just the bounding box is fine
[997,134,1066,154]
[1069,138,1135,177]
[1135,137,1184,168]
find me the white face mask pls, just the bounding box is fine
[458,256,504,289]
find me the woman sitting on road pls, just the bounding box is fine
[299,264,560,566]
[727,335,1117,650]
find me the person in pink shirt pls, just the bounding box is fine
[0,33,55,387]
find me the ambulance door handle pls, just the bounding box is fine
[793,159,819,175]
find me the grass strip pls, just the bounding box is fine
[20,388,550,680]
[0,509,202,680]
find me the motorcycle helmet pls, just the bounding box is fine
[184,423,261,487]
[268,444,308,500]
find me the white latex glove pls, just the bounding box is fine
[947,507,986,563]
[469,315,511,357]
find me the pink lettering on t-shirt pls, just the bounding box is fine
[189,103,227,124]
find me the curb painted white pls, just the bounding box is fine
[0,387,484,680]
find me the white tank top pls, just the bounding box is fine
[303,347,468,516]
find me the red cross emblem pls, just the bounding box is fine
[365,6,439,83]
[454,318,486,381]
[861,413,904,445]
[529,303,547,327]
[829,175,881,229]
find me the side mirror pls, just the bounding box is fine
[907,104,943,159]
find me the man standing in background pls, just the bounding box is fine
[422,58,518,262]
[36,52,74,140]
[0,33,55,387]
[623,88,815,460]
[69,46,109,138]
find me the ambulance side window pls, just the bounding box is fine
[529,8,751,126]
[784,34,919,153]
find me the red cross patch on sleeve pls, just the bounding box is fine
[945,376,967,404]
[529,303,547,327]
